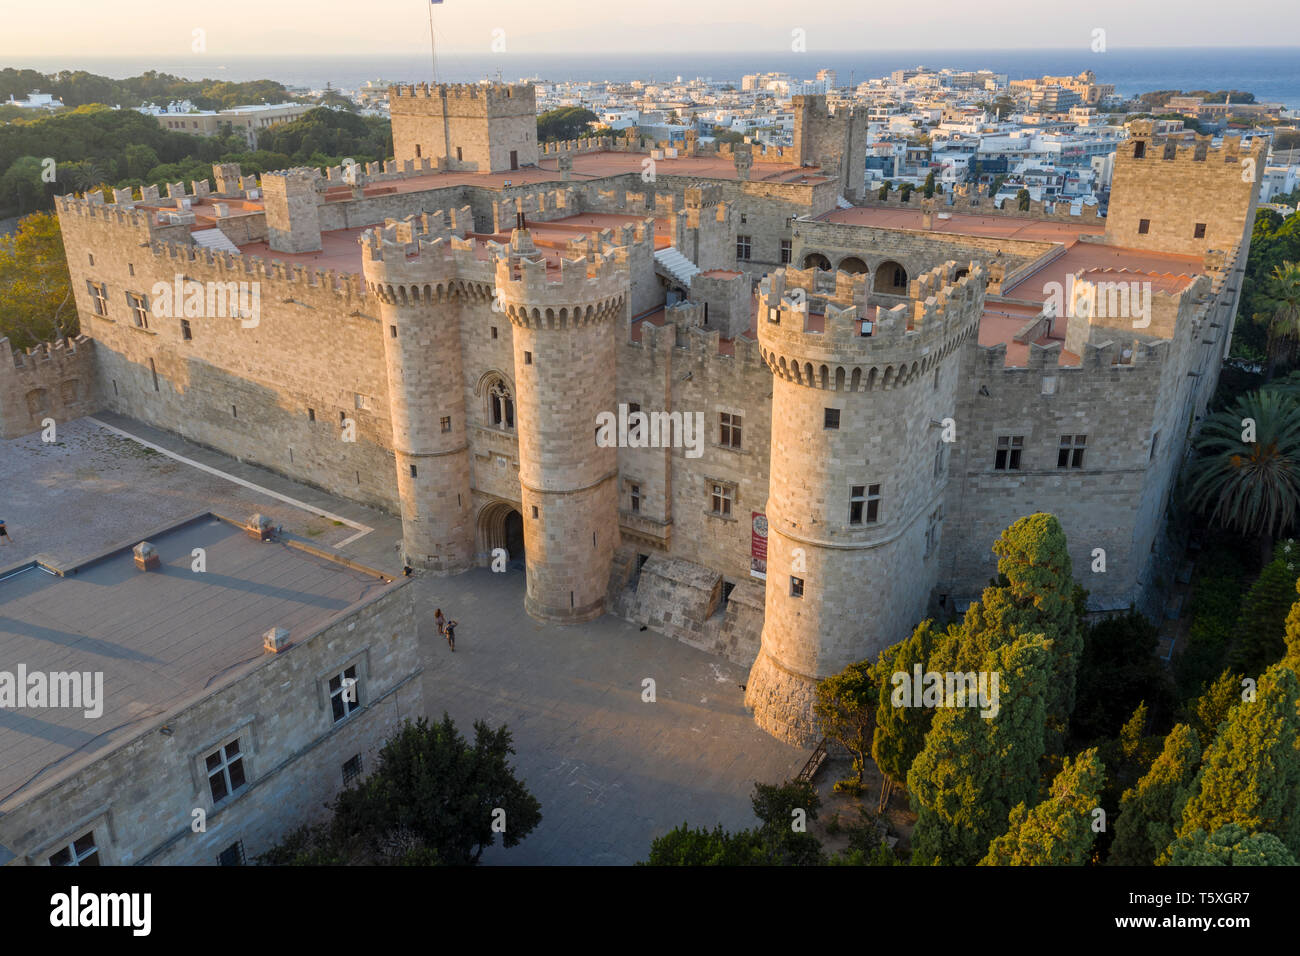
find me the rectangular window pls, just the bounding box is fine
[126,292,150,329]
[440,416,451,432]
[1193,222,1206,238]
[342,754,363,786]
[49,831,100,867]
[1150,431,1160,461]
[719,412,742,449]
[995,435,1024,470]
[128,263,134,276]
[410,464,418,478]
[150,358,159,392]
[856,483,881,524]
[1057,434,1086,469]
[628,402,642,442]
[531,506,539,519]
[790,575,804,598]
[524,351,532,365]
[1133,140,1146,159]
[231,404,237,418]
[710,482,734,518]
[217,841,246,866]
[86,280,108,316]
[205,739,247,804]
[308,407,316,422]
[780,239,792,264]
[180,319,192,341]
[736,235,752,261]
[824,408,840,430]
[1138,218,1150,235]
[491,326,498,339]
[88,253,94,266]
[329,665,360,722]
[390,325,397,338]
[630,483,641,513]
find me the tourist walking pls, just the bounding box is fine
[445,619,457,652]
[434,608,446,638]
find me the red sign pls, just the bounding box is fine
[750,512,768,579]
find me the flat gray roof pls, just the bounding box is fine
[0,516,393,807]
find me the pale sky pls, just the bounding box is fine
[2,0,1297,57]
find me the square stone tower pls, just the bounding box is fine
[792,95,868,201]
[389,82,539,173]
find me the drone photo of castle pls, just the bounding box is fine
[3,0,1300,901]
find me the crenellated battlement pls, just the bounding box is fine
[151,236,364,299]
[389,81,535,111]
[0,334,99,439]
[1122,120,1268,166]
[493,248,628,328]
[975,335,1171,374]
[55,193,154,229]
[757,261,984,386]
[492,188,580,231]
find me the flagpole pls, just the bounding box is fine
[428,2,438,83]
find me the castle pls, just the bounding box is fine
[3,88,1263,745]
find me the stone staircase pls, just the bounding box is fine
[654,246,701,289]
[190,228,242,255]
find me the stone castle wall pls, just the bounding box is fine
[0,336,100,439]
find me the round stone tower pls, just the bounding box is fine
[744,262,985,745]
[496,231,627,622]
[362,223,477,572]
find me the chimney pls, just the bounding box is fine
[133,541,160,571]
[263,626,291,654]
[246,513,274,541]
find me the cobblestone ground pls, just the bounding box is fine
[2,414,803,864]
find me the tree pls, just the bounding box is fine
[1109,724,1201,866]
[908,635,1053,865]
[0,211,75,349]
[1286,576,1300,664]
[641,779,824,865]
[1016,188,1031,211]
[0,155,50,216]
[1253,261,1300,379]
[872,620,938,805]
[877,180,891,200]
[259,714,541,866]
[899,182,914,203]
[923,170,936,198]
[1179,662,1300,855]
[814,659,877,793]
[980,748,1105,866]
[536,107,598,143]
[1190,668,1247,745]
[1186,387,1300,558]
[1229,544,1300,676]
[1073,610,1173,742]
[1167,824,1298,865]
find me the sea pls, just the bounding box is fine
[3,47,1299,108]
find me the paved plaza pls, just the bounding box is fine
[1,415,803,865]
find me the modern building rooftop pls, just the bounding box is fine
[0,514,394,808]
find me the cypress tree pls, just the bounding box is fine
[1109,724,1201,866]
[1167,824,1298,866]
[979,748,1105,866]
[871,620,938,791]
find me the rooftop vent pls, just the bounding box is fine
[263,626,291,654]
[132,540,161,571]
[246,513,274,541]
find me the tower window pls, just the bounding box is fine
[1133,141,1146,159]
[737,235,752,261]
[126,292,150,329]
[790,576,804,598]
[524,351,532,365]
[994,435,1024,470]
[630,483,641,513]
[780,239,792,264]
[410,464,418,478]
[1138,219,1150,235]
[1193,222,1206,239]
[824,408,840,429]
[719,412,742,449]
[1057,434,1086,469]
[181,319,192,341]
[390,325,397,337]
[491,326,498,339]
[487,378,515,429]
[308,407,315,422]
[441,416,451,432]
[710,482,734,518]
[532,506,539,519]
[86,281,108,316]
[850,484,881,524]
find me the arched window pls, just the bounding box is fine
[488,379,515,429]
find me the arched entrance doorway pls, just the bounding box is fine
[478,499,526,569]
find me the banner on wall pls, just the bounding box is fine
[750,512,767,580]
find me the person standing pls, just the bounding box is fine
[444,619,457,652]
[434,608,446,638]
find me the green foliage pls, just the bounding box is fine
[899,182,914,203]
[1286,576,1300,664]
[1176,540,1252,700]
[1253,261,1300,379]
[1179,662,1300,855]
[1187,387,1300,545]
[815,659,877,786]
[641,779,824,865]
[0,211,74,349]
[1073,610,1174,742]
[1233,210,1300,371]
[1167,824,1298,865]
[1109,724,1201,865]
[908,635,1053,865]
[1189,668,1248,745]
[258,108,390,164]
[877,180,891,200]
[923,170,936,198]
[259,714,540,866]
[537,107,598,142]
[1016,188,1031,211]
[980,748,1105,866]
[1229,543,1300,676]
[872,620,937,790]
[0,67,299,111]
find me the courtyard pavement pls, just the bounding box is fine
[1,415,803,864]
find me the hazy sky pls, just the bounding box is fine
[2,0,1297,57]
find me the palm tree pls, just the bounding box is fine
[1186,388,1300,560]
[1253,261,1300,381]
